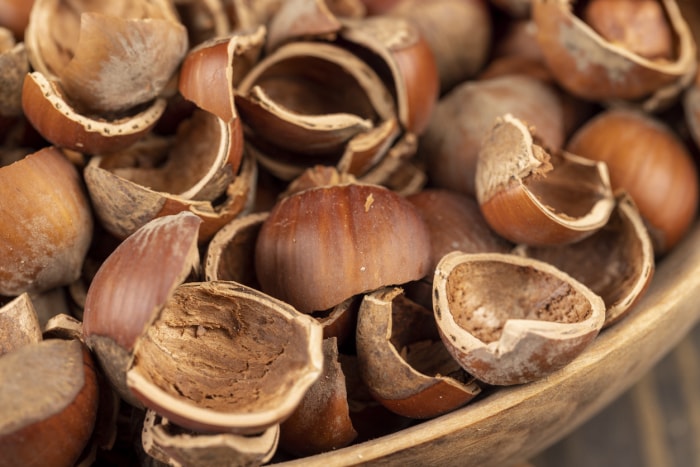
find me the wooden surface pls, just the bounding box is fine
[275,221,700,467]
[533,321,700,467]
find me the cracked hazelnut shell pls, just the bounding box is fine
[433,251,606,385]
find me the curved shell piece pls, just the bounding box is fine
[475,113,614,246]
[127,280,324,434]
[433,251,605,385]
[356,287,481,418]
[532,0,697,110]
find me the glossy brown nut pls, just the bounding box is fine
[0,0,33,39]
[566,108,699,254]
[406,188,512,273]
[255,181,432,313]
[433,251,606,385]
[388,0,492,92]
[421,74,565,197]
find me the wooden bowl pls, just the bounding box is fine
[276,221,700,466]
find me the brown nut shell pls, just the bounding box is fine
[0,293,42,356]
[83,212,201,351]
[406,188,512,273]
[475,114,614,246]
[532,0,697,110]
[83,212,202,405]
[340,15,439,135]
[279,337,357,456]
[205,211,269,287]
[21,71,166,154]
[0,146,93,296]
[422,74,565,197]
[388,0,492,92]
[254,182,432,313]
[84,140,256,243]
[0,339,99,467]
[356,287,481,418]
[127,281,324,434]
[56,12,188,115]
[566,108,699,254]
[142,410,280,467]
[514,193,655,328]
[433,251,606,385]
[178,26,266,122]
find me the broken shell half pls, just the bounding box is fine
[84,136,257,243]
[514,193,655,328]
[126,280,324,434]
[0,293,42,356]
[279,337,358,456]
[84,212,324,434]
[433,251,605,385]
[142,410,280,467]
[532,0,697,111]
[22,71,166,154]
[356,287,481,418]
[475,113,614,246]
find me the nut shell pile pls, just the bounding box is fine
[0,0,699,465]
